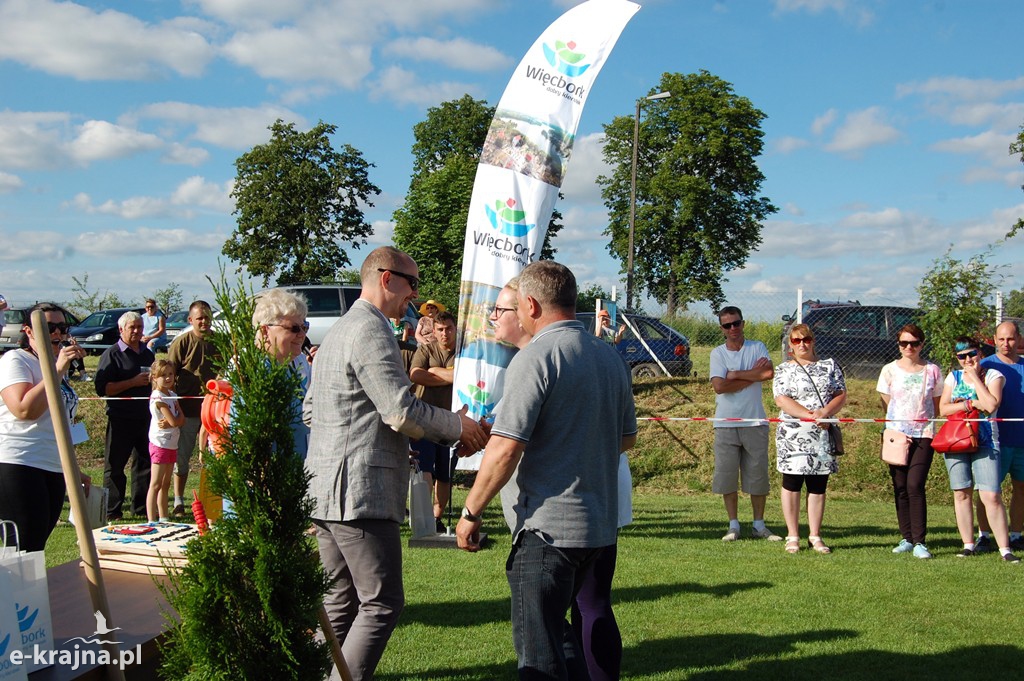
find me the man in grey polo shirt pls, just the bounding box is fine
[456,260,637,679]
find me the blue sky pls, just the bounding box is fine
[1,0,1022,318]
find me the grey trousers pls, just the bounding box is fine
[315,518,404,681]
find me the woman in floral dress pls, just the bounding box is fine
[773,323,846,554]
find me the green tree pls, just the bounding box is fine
[917,248,1001,370]
[1004,288,1024,319]
[67,273,126,316]
[576,283,612,312]
[161,272,330,679]
[1008,124,1024,239]
[224,120,380,286]
[393,95,562,309]
[152,282,184,313]
[598,70,777,315]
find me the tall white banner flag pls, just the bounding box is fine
[453,0,640,468]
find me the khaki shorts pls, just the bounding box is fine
[712,425,770,495]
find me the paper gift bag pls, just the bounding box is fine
[68,486,108,529]
[0,569,29,681]
[0,550,54,673]
[408,465,435,539]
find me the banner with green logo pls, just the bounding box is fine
[453,0,639,468]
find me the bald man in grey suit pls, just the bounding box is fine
[305,246,487,680]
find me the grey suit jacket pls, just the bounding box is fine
[305,299,462,523]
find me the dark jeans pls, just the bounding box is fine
[507,530,606,680]
[890,437,934,545]
[103,415,151,517]
[0,463,65,552]
[570,543,621,681]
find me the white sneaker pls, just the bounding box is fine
[722,528,740,541]
[751,527,783,541]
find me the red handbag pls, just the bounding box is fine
[932,408,980,454]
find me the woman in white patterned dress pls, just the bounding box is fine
[773,323,847,554]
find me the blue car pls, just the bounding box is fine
[576,312,693,379]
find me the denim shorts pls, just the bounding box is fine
[943,446,1001,492]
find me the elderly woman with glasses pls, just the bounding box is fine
[876,323,943,559]
[772,323,847,554]
[0,302,90,551]
[938,336,1019,562]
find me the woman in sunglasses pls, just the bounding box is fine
[938,336,1019,561]
[772,323,846,554]
[876,323,943,559]
[0,302,90,551]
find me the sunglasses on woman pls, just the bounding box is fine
[789,337,813,345]
[955,349,979,360]
[898,340,923,348]
[47,322,70,334]
[267,321,310,334]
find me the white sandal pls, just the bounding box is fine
[808,536,831,554]
[785,536,800,554]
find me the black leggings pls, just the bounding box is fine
[781,473,829,495]
[0,463,66,552]
[889,437,934,545]
[571,543,621,681]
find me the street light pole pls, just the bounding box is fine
[626,90,671,311]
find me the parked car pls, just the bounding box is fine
[576,312,693,379]
[68,307,146,354]
[783,304,921,379]
[194,284,419,347]
[1,305,81,352]
[164,310,190,341]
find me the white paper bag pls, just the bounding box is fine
[408,465,435,539]
[0,568,29,681]
[0,550,54,673]
[68,485,108,529]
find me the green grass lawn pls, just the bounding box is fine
[36,350,1024,678]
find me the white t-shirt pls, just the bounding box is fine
[0,348,79,472]
[149,389,181,449]
[709,340,770,427]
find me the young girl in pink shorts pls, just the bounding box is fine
[147,359,185,522]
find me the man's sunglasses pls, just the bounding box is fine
[898,340,923,348]
[378,268,419,291]
[721,320,743,330]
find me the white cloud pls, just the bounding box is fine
[369,66,480,107]
[66,176,233,220]
[0,229,73,261]
[222,27,374,89]
[74,227,226,257]
[897,76,1024,102]
[811,108,837,136]
[385,37,511,72]
[772,0,874,26]
[560,133,609,205]
[931,130,1018,167]
[0,172,23,194]
[0,0,214,80]
[823,107,901,154]
[130,102,305,150]
[68,120,164,163]
[163,143,210,166]
[0,111,70,170]
[774,136,810,154]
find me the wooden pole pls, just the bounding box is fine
[31,310,126,681]
[317,604,353,681]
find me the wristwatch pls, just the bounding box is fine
[461,506,482,523]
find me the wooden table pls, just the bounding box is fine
[27,561,174,680]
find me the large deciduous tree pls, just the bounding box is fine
[598,71,777,314]
[393,95,561,309]
[1008,124,1024,239]
[224,120,380,286]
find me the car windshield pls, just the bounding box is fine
[167,311,188,324]
[3,310,25,325]
[78,312,113,328]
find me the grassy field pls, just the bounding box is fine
[38,348,1024,679]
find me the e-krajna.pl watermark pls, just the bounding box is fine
[5,643,143,672]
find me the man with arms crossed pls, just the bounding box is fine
[978,320,1024,551]
[166,300,217,516]
[305,246,487,681]
[456,261,637,680]
[710,306,781,541]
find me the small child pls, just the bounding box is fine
[147,359,185,523]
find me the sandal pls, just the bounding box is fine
[785,536,800,554]
[808,536,832,554]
